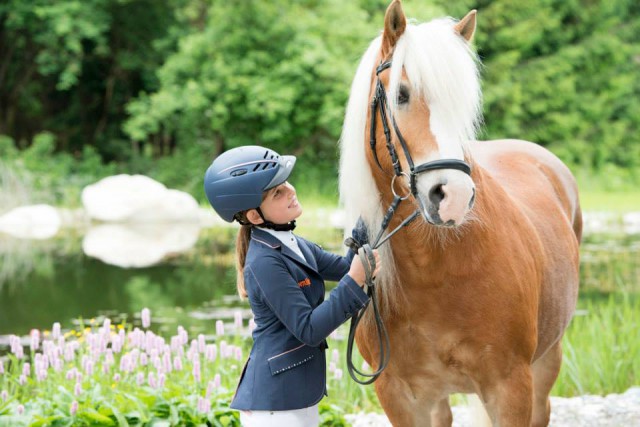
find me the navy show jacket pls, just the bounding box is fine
[229,227,369,411]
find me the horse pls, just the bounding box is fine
[338,1,582,426]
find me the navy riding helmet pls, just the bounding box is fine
[204,145,296,223]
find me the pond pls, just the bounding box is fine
[0,218,638,345]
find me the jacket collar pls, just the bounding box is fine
[250,227,318,273]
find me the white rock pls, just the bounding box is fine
[0,204,61,239]
[82,222,201,268]
[623,212,640,234]
[81,175,199,223]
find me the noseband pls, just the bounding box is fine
[345,61,474,385]
[369,61,472,196]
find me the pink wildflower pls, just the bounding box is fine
[18,374,26,385]
[22,363,30,377]
[114,373,121,382]
[248,318,257,334]
[215,320,224,336]
[148,372,157,389]
[198,334,206,353]
[234,347,242,361]
[141,308,151,329]
[16,404,24,415]
[334,368,343,380]
[1,390,8,402]
[192,360,201,383]
[163,352,172,373]
[30,330,40,351]
[74,382,82,396]
[158,373,166,389]
[213,373,221,388]
[136,372,144,385]
[0,359,4,374]
[173,356,183,371]
[197,397,211,414]
[205,344,217,362]
[234,310,243,330]
[331,349,339,364]
[52,322,61,340]
[329,362,336,373]
[70,400,78,416]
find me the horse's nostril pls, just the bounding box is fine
[429,184,446,206]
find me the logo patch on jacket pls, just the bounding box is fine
[298,277,311,288]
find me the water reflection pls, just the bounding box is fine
[0,216,637,346]
[82,222,201,268]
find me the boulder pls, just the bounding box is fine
[0,204,61,239]
[81,174,199,222]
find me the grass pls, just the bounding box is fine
[579,191,640,213]
[553,293,640,396]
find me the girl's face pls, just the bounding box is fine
[255,181,302,224]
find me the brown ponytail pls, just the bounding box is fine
[235,191,271,299]
[235,223,251,299]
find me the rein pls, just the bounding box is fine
[344,60,473,385]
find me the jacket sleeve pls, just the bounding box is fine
[299,237,357,282]
[245,254,369,347]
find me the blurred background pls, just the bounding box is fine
[0,0,638,399]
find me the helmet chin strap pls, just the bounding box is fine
[255,207,297,231]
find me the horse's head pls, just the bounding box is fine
[340,1,482,230]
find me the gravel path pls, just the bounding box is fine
[345,387,640,426]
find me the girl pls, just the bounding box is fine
[204,145,380,427]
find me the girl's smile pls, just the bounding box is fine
[247,181,303,226]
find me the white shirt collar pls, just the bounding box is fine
[259,227,306,261]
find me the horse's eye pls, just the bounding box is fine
[398,85,410,105]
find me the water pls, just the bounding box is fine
[0,221,637,342]
[0,224,345,339]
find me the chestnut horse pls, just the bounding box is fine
[339,2,581,426]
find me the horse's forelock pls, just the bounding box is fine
[389,18,482,147]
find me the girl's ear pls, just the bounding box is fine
[246,209,264,225]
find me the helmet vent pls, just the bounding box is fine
[263,151,269,159]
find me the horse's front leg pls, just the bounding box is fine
[478,363,533,427]
[375,374,444,427]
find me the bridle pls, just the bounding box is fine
[369,61,472,195]
[345,60,474,385]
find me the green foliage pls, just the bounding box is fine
[1,0,640,200]
[123,0,378,166]
[441,0,640,173]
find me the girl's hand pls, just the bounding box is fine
[348,249,381,287]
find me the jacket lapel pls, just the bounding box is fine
[251,228,319,274]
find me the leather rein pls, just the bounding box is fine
[344,60,473,384]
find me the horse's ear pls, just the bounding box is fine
[381,0,407,59]
[454,10,477,43]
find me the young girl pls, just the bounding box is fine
[204,145,380,427]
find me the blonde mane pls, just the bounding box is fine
[339,17,482,313]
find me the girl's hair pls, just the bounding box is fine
[235,189,272,299]
[235,219,251,299]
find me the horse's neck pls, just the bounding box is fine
[383,168,497,286]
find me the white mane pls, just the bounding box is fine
[338,17,482,310]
